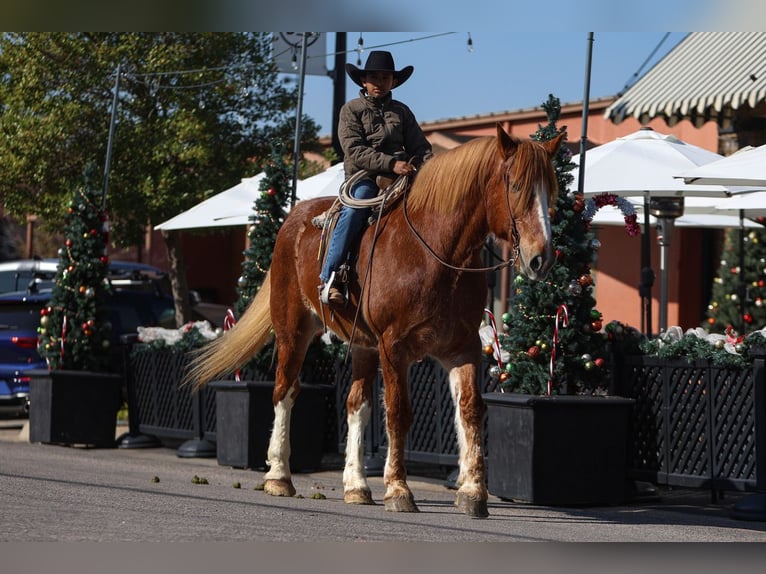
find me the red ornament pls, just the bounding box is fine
[759,279,765,288]
[267,187,276,196]
[100,255,109,265]
[744,313,754,324]
[65,239,73,248]
[578,274,593,287]
[594,357,605,368]
[527,345,540,359]
[707,317,716,325]
[591,320,603,332]
[572,200,584,213]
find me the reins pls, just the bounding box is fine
[401,167,521,273]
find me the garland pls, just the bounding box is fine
[582,193,641,236]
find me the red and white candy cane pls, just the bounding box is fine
[60,314,68,360]
[483,308,504,372]
[223,309,240,381]
[548,304,569,396]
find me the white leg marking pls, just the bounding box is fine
[343,401,371,492]
[448,368,468,487]
[263,394,294,482]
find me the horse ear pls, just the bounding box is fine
[496,123,518,158]
[544,132,567,157]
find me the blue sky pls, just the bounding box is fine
[294,32,689,137]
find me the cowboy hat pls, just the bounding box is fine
[345,50,414,88]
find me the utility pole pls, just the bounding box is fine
[331,32,347,162]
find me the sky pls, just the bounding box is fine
[292,32,689,138]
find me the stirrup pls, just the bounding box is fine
[319,271,336,305]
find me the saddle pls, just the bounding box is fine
[313,172,412,290]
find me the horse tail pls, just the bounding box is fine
[187,269,273,391]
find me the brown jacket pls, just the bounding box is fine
[339,90,432,179]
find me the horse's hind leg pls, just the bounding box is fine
[448,360,489,518]
[378,346,418,513]
[262,314,317,498]
[342,347,379,505]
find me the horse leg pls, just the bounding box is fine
[379,348,418,513]
[342,347,378,505]
[262,318,316,497]
[448,360,489,518]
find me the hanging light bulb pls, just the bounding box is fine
[467,32,474,53]
[291,50,298,71]
[357,33,364,66]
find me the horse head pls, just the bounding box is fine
[495,124,564,281]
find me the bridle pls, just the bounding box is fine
[401,163,523,273]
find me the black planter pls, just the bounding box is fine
[482,392,634,506]
[209,380,333,472]
[28,369,123,448]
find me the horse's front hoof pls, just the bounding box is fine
[344,488,375,505]
[384,495,419,513]
[264,478,296,497]
[455,491,489,518]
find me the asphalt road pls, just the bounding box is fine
[3,418,766,546]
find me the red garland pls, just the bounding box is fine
[585,193,641,237]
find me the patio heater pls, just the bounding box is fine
[650,197,685,333]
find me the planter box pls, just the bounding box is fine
[482,392,634,506]
[28,369,123,448]
[210,380,333,472]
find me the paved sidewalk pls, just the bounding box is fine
[2,418,766,543]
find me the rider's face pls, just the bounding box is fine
[362,71,395,98]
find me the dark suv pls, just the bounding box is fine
[0,260,177,416]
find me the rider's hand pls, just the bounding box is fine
[392,160,414,176]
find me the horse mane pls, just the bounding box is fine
[406,135,558,215]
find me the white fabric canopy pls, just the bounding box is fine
[154,164,348,232]
[155,173,266,231]
[571,128,738,197]
[678,144,766,188]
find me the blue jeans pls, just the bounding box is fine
[320,178,378,283]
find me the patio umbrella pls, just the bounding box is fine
[295,162,345,201]
[678,144,766,187]
[155,173,266,231]
[571,127,736,333]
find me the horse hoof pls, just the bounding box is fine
[344,488,375,505]
[264,478,296,497]
[384,495,419,513]
[455,491,489,518]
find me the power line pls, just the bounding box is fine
[619,32,673,95]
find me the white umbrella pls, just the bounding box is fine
[296,162,345,201]
[678,144,766,188]
[155,173,266,231]
[572,127,738,333]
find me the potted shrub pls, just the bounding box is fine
[481,97,635,505]
[29,167,123,447]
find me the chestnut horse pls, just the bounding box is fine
[190,125,563,518]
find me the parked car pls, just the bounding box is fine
[0,260,177,417]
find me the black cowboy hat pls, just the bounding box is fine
[345,50,414,88]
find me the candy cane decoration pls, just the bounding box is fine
[548,304,569,396]
[223,308,240,382]
[483,308,504,372]
[60,314,68,361]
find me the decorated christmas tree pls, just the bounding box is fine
[37,165,113,372]
[234,141,292,317]
[493,95,624,395]
[704,225,766,335]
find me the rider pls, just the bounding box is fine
[319,50,433,307]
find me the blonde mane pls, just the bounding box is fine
[406,135,558,215]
